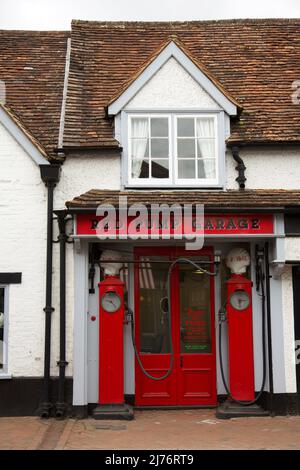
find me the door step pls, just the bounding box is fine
[93,404,134,421]
[216,400,269,419]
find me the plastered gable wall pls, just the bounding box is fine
[0,122,47,376]
[125,57,220,110]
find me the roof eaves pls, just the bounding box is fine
[0,103,50,164]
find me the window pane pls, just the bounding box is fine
[151,138,169,158]
[178,160,195,179]
[132,157,149,179]
[198,159,216,179]
[131,117,149,138]
[131,139,149,179]
[151,118,169,137]
[131,139,149,158]
[196,117,215,137]
[0,288,4,369]
[177,139,195,158]
[152,159,169,179]
[177,118,194,137]
[197,139,215,158]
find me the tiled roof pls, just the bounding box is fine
[64,19,300,148]
[0,103,48,158]
[66,189,300,209]
[0,30,69,159]
[1,19,300,156]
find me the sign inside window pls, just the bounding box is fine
[182,308,210,352]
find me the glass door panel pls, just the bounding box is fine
[139,256,170,354]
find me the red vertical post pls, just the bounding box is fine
[98,276,124,404]
[227,274,255,401]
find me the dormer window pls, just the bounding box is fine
[108,40,240,189]
[128,113,218,186]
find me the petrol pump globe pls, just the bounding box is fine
[226,248,250,274]
[100,249,123,276]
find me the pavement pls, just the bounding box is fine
[0,410,300,450]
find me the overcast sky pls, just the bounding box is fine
[0,0,299,30]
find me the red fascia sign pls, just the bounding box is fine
[75,213,274,237]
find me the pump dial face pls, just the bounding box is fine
[230,289,250,311]
[101,291,121,313]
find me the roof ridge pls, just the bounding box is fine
[71,18,300,27]
[0,29,70,35]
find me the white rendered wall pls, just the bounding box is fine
[281,266,297,393]
[285,238,300,261]
[226,147,300,190]
[54,155,121,209]
[125,57,220,110]
[0,122,47,376]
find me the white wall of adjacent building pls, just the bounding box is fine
[0,122,47,376]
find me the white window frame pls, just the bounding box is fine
[0,285,9,377]
[124,111,224,188]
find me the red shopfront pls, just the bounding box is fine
[76,212,274,408]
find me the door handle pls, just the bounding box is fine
[180,356,183,368]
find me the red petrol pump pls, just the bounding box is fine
[217,247,268,418]
[226,274,255,401]
[93,273,133,420]
[99,276,124,405]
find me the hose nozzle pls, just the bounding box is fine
[218,306,227,324]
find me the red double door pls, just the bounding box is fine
[134,247,217,407]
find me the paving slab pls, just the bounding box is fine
[0,410,300,450]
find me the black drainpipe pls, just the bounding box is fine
[39,164,61,418]
[54,210,72,419]
[231,146,246,189]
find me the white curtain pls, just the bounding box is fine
[131,118,148,178]
[196,118,215,178]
